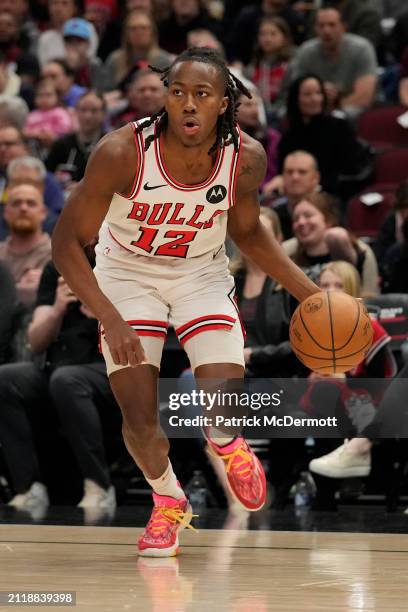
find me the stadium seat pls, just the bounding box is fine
[373,148,408,185]
[357,106,408,150]
[346,183,396,239]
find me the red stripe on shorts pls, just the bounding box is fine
[179,322,234,345]
[176,314,235,336]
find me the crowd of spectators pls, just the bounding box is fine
[1,0,408,517]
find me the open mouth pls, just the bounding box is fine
[182,118,200,135]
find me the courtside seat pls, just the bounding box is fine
[357,106,408,151]
[373,148,408,185]
[346,183,396,240]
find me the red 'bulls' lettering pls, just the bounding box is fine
[128,202,224,229]
[147,203,172,225]
[127,202,149,221]
[167,203,185,225]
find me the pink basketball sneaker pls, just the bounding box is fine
[207,437,266,511]
[138,493,195,557]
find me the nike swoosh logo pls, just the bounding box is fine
[143,182,167,190]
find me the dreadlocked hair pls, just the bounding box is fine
[134,47,252,155]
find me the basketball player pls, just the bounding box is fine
[52,48,319,557]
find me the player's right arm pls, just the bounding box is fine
[52,127,146,367]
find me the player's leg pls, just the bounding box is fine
[194,359,267,512]
[101,337,194,557]
[109,364,170,478]
[94,261,194,557]
[169,254,267,512]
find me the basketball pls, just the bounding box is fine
[289,291,374,374]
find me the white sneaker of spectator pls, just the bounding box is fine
[8,482,49,509]
[78,479,116,509]
[309,440,371,478]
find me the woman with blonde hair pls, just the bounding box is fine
[104,10,172,91]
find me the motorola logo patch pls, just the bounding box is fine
[206,185,227,204]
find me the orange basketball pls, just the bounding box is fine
[289,291,374,374]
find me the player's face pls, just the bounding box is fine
[320,269,344,292]
[165,61,228,148]
[292,200,328,247]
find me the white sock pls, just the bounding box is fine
[207,427,234,447]
[145,460,185,499]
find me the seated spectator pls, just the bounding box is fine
[0,124,27,199]
[227,0,305,66]
[63,18,105,92]
[230,207,300,378]
[328,0,381,48]
[111,68,165,128]
[38,0,98,67]
[42,59,87,108]
[236,91,280,189]
[187,28,225,56]
[0,50,21,96]
[24,80,75,156]
[0,184,51,307]
[104,10,172,93]
[290,7,378,118]
[308,261,396,481]
[262,150,321,240]
[374,179,408,275]
[398,47,408,107]
[0,127,64,235]
[46,91,106,194]
[245,16,293,121]
[84,0,121,62]
[0,259,17,364]
[0,95,29,130]
[381,217,408,294]
[0,10,38,67]
[276,74,369,197]
[158,0,224,56]
[282,191,379,296]
[3,156,63,237]
[1,254,118,512]
[0,0,39,55]
[392,8,408,63]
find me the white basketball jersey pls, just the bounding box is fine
[101,118,242,259]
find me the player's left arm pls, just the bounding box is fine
[227,135,319,303]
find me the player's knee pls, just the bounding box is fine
[122,418,158,447]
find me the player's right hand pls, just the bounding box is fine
[103,316,147,367]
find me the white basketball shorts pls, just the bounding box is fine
[93,237,245,375]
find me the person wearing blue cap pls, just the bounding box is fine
[63,18,105,92]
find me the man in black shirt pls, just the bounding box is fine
[0,244,119,512]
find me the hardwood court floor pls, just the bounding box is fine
[1,522,408,611]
